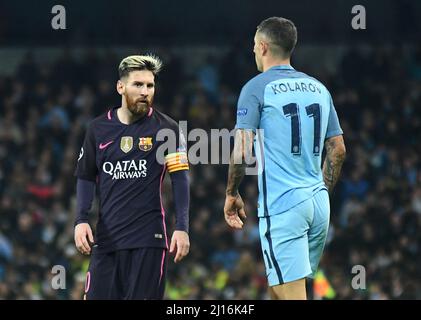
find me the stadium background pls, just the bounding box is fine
[0,0,420,299]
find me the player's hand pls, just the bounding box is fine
[224,193,247,229]
[169,230,190,263]
[74,223,94,255]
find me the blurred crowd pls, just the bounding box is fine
[0,44,420,299]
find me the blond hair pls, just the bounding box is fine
[118,54,163,78]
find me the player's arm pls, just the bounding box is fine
[165,131,190,263]
[323,135,346,193]
[226,129,254,196]
[74,123,97,255]
[224,129,254,229]
[224,78,262,229]
[74,179,95,255]
[323,93,346,194]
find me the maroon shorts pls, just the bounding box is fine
[84,247,167,300]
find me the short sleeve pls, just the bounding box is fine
[325,93,343,139]
[235,80,263,132]
[74,123,98,181]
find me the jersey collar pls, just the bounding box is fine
[112,106,154,126]
[267,65,295,72]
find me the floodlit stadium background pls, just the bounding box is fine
[0,0,420,299]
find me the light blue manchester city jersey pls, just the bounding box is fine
[235,65,343,217]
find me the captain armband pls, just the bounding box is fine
[165,152,189,173]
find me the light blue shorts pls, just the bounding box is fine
[259,189,330,286]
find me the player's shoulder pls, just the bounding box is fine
[240,72,272,98]
[293,70,331,95]
[152,108,179,130]
[87,108,114,130]
[241,67,314,93]
[243,72,271,90]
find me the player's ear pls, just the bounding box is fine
[260,41,268,56]
[116,79,125,95]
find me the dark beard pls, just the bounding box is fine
[127,99,151,117]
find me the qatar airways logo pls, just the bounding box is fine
[102,160,147,180]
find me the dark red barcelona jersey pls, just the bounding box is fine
[75,106,189,253]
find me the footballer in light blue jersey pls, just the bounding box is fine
[236,65,343,217]
[224,17,346,299]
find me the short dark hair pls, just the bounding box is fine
[118,54,163,79]
[257,17,297,58]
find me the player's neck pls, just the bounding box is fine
[117,105,147,125]
[262,58,291,72]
